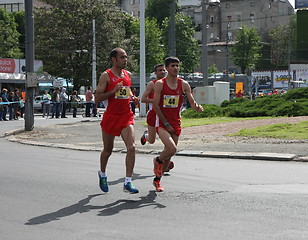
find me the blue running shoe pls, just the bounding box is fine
[123,182,139,194]
[98,171,109,192]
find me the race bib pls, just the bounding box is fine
[115,86,130,99]
[163,95,179,108]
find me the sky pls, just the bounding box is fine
[290,0,295,8]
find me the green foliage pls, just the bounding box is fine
[231,25,262,74]
[12,11,25,57]
[145,0,180,27]
[162,13,200,72]
[182,87,308,118]
[182,104,223,118]
[268,24,295,67]
[35,0,134,90]
[208,64,219,74]
[0,8,23,58]
[127,16,166,73]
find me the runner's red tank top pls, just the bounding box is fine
[103,69,132,115]
[158,77,183,126]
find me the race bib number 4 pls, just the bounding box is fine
[163,95,179,108]
[115,86,130,99]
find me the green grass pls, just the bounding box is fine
[180,116,273,128]
[229,121,308,140]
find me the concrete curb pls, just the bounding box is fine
[5,129,307,162]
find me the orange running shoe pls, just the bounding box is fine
[165,161,174,172]
[153,180,164,192]
[153,157,163,177]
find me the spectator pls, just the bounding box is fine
[85,86,93,117]
[70,90,80,118]
[236,90,243,98]
[60,87,68,118]
[51,88,61,118]
[42,90,51,118]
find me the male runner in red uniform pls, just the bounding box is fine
[140,63,166,145]
[152,57,204,192]
[95,48,139,194]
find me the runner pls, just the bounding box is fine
[152,56,204,192]
[95,48,139,194]
[140,63,166,145]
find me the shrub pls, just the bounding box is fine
[182,104,223,118]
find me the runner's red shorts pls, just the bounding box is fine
[100,111,134,136]
[146,109,156,127]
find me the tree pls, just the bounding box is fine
[162,13,200,73]
[0,8,23,58]
[231,25,262,74]
[35,0,136,90]
[268,23,296,67]
[146,0,180,27]
[12,10,26,57]
[125,14,166,73]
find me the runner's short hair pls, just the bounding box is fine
[165,57,180,67]
[154,64,164,72]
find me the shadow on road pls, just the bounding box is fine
[25,187,164,225]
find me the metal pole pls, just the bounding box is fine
[139,0,146,117]
[25,0,34,131]
[201,0,208,86]
[226,23,229,82]
[169,0,176,56]
[92,19,97,91]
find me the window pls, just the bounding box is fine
[226,3,230,8]
[237,15,241,22]
[210,16,214,23]
[250,2,255,7]
[250,13,255,23]
[210,33,214,39]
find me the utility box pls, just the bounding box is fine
[193,81,229,105]
[214,81,230,106]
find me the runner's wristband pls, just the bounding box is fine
[164,122,170,127]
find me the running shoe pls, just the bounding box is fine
[165,161,174,172]
[153,157,163,177]
[153,180,164,192]
[98,172,109,192]
[140,130,148,145]
[123,182,139,194]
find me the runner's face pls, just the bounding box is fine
[166,63,180,77]
[115,50,128,69]
[155,66,166,79]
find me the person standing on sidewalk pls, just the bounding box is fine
[51,88,61,118]
[60,87,68,118]
[85,86,93,117]
[42,90,51,118]
[95,47,139,194]
[140,63,166,145]
[152,56,203,192]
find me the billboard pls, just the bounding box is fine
[251,71,272,89]
[0,58,43,73]
[295,0,308,9]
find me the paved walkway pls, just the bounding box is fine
[4,113,308,162]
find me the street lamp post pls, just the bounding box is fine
[169,0,176,56]
[201,0,209,86]
[201,0,220,86]
[226,22,230,82]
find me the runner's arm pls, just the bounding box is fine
[141,81,155,104]
[182,80,204,112]
[95,72,123,103]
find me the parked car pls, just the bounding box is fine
[34,95,43,112]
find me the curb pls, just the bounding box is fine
[5,129,308,162]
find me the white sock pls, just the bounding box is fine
[98,170,106,178]
[145,133,149,140]
[125,177,132,184]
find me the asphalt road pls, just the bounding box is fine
[1,116,308,240]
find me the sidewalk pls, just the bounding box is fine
[4,114,308,162]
